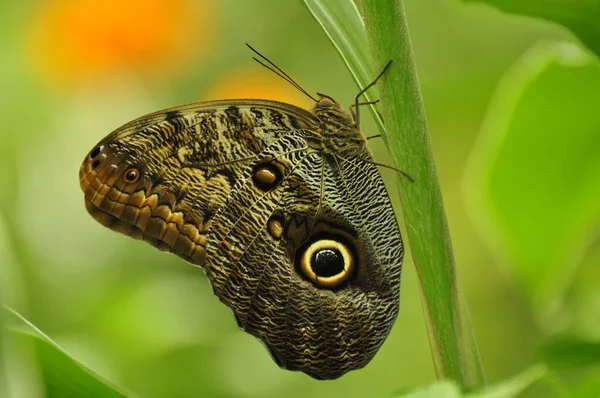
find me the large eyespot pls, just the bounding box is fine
[252,162,283,191]
[123,168,140,183]
[299,239,355,288]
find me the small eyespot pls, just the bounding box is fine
[123,168,140,183]
[252,162,283,191]
[267,215,284,240]
[298,239,355,288]
[91,159,101,169]
[89,145,103,159]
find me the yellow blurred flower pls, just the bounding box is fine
[25,0,212,87]
[203,69,314,109]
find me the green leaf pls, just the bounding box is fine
[542,338,600,369]
[566,366,600,397]
[394,381,462,398]
[464,43,600,315]
[463,0,600,58]
[4,307,132,398]
[302,0,385,135]
[540,337,600,394]
[392,367,544,397]
[467,366,546,398]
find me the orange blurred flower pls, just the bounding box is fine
[25,0,212,87]
[203,69,314,109]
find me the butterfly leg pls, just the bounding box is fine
[353,60,393,126]
[349,100,382,123]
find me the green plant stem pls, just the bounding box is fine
[361,0,486,389]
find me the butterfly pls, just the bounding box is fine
[79,45,405,380]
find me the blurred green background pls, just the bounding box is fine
[1,0,599,397]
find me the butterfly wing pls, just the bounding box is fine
[80,99,317,265]
[80,99,403,380]
[206,130,403,379]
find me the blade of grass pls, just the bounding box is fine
[4,306,132,397]
[302,0,385,136]
[360,0,485,388]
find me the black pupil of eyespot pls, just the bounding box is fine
[125,170,138,181]
[311,248,344,277]
[90,146,102,159]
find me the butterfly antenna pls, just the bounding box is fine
[251,57,301,92]
[246,43,318,103]
[354,60,393,127]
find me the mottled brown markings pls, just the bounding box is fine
[224,105,241,122]
[269,108,284,126]
[115,115,227,246]
[149,167,169,188]
[213,168,238,191]
[174,184,188,205]
[125,113,210,163]
[287,114,301,129]
[209,151,308,259]
[282,154,323,199]
[214,150,312,257]
[332,152,400,320]
[249,107,264,122]
[224,228,288,356]
[208,145,314,304]
[330,154,395,276]
[164,110,181,122]
[83,167,207,257]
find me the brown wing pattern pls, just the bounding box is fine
[205,130,402,379]
[80,97,403,380]
[80,99,316,265]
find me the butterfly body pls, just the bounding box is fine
[80,95,403,379]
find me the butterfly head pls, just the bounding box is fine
[315,93,339,109]
[313,93,355,127]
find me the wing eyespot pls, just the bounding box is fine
[123,168,141,183]
[267,215,284,240]
[298,238,355,289]
[89,145,103,159]
[252,162,283,191]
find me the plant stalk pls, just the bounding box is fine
[361,0,486,389]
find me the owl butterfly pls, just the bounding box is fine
[80,45,405,380]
